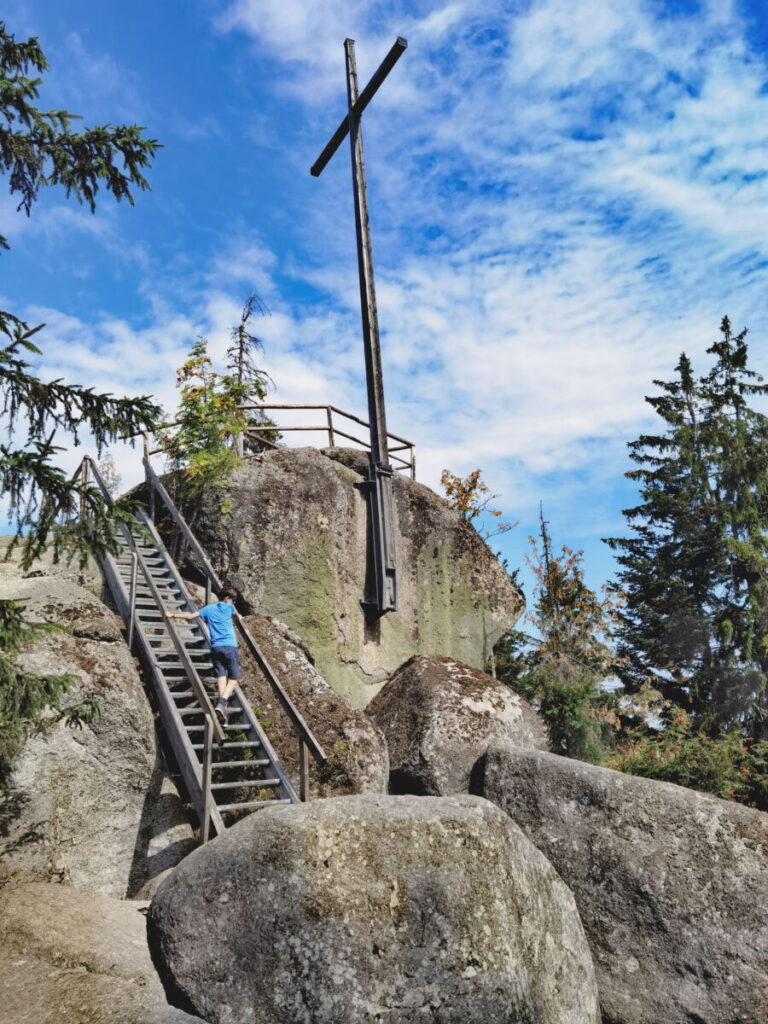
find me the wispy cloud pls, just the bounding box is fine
[6,0,768,586]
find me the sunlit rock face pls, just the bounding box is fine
[0,882,203,1023]
[190,447,524,709]
[368,654,547,795]
[148,794,600,1024]
[0,542,195,898]
[479,744,768,1024]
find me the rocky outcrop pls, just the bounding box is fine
[478,745,768,1024]
[368,655,547,795]
[0,545,195,898]
[0,881,203,1023]
[187,447,523,708]
[239,613,388,796]
[148,794,599,1024]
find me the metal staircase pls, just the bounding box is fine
[77,456,325,841]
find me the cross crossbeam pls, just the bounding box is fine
[311,37,407,616]
[310,37,407,178]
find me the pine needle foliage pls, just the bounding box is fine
[0,20,159,779]
[0,22,159,253]
[606,317,768,740]
[0,598,100,788]
[0,22,162,567]
[224,293,279,454]
[495,507,620,762]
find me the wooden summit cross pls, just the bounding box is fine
[311,37,407,617]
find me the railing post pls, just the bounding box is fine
[298,736,309,801]
[79,458,89,522]
[411,447,416,480]
[143,437,155,522]
[205,578,212,606]
[127,551,138,650]
[202,715,214,843]
[326,406,335,447]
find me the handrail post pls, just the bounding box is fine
[411,447,416,480]
[79,458,89,521]
[202,715,214,843]
[326,406,335,447]
[127,551,138,650]
[298,737,309,801]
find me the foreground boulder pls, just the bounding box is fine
[240,613,388,795]
[0,881,202,1023]
[149,795,599,1024]
[368,655,547,795]
[188,447,524,707]
[479,745,768,1024]
[0,545,195,897]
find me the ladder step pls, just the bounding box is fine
[212,759,270,770]
[192,740,262,750]
[185,723,252,732]
[211,778,280,791]
[218,799,292,812]
[118,569,171,578]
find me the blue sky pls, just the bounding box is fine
[4,0,768,605]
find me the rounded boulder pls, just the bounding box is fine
[148,794,598,1024]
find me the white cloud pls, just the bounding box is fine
[7,0,768,578]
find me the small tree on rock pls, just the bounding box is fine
[495,508,620,761]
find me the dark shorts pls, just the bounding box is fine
[211,645,240,679]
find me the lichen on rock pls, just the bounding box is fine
[368,654,547,795]
[148,794,600,1024]
[187,447,524,708]
[0,542,195,898]
[479,744,768,1024]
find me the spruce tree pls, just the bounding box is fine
[224,293,276,455]
[0,21,159,769]
[0,21,161,566]
[607,318,768,738]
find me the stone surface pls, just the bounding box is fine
[368,655,547,795]
[239,613,389,796]
[0,544,196,897]
[0,881,202,1023]
[478,744,768,1024]
[185,447,524,707]
[148,794,599,1024]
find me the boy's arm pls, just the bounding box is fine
[165,610,201,620]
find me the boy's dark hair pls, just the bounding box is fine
[219,586,239,602]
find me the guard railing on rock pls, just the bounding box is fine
[142,402,416,478]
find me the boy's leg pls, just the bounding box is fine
[222,676,238,701]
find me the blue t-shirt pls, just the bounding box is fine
[199,601,237,648]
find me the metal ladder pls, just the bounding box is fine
[103,509,297,836]
[76,458,323,840]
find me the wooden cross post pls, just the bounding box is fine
[311,36,407,616]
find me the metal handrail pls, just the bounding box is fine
[142,458,327,776]
[76,456,223,837]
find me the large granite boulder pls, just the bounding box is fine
[478,745,768,1024]
[0,544,195,897]
[368,655,547,795]
[148,794,599,1024]
[240,613,388,796]
[0,881,202,1023]
[186,447,524,708]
